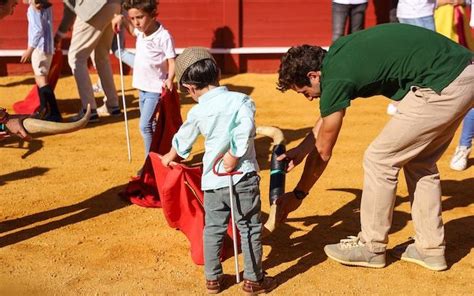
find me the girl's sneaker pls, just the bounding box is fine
[449,146,471,171]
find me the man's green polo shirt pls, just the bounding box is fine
[319,23,472,117]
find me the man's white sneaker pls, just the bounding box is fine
[449,146,471,171]
[97,104,121,117]
[392,243,447,271]
[324,236,386,268]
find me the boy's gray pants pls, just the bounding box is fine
[204,173,263,281]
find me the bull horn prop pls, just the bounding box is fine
[22,104,91,134]
[256,126,287,237]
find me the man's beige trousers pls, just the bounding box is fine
[68,3,121,110]
[360,64,474,256]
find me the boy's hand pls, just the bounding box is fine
[5,116,31,140]
[20,48,34,63]
[164,79,174,92]
[223,151,239,172]
[111,14,123,33]
[161,150,178,167]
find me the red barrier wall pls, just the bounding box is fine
[0,0,391,75]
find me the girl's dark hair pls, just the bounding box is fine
[180,59,219,90]
[277,45,327,92]
[123,0,157,16]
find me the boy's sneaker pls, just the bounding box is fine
[206,275,224,294]
[69,109,99,123]
[324,236,386,268]
[242,275,277,296]
[97,103,122,117]
[391,243,447,271]
[450,146,471,171]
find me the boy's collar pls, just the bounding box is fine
[198,86,228,103]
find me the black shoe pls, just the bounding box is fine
[44,114,63,122]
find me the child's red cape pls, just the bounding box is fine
[123,88,237,265]
[13,49,63,114]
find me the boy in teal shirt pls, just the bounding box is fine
[161,47,277,294]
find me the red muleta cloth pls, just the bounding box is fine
[125,87,183,207]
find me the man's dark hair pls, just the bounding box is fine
[123,0,157,16]
[180,59,219,90]
[277,45,327,92]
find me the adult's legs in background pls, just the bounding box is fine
[332,2,350,43]
[68,3,120,111]
[450,108,474,170]
[398,15,435,31]
[348,3,368,34]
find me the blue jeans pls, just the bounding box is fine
[459,108,474,148]
[139,90,160,157]
[332,2,368,42]
[398,16,435,31]
[203,173,263,281]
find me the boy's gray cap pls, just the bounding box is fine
[175,47,215,85]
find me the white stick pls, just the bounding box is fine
[116,33,132,162]
[228,176,240,283]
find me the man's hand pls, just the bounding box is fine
[223,151,238,172]
[20,47,34,63]
[275,191,303,222]
[276,146,306,172]
[5,116,31,140]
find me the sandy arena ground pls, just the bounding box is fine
[0,73,473,295]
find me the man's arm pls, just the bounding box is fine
[54,4,76,48]
[276,117,321,171]
[275,109,345,222]
[294,109,345,191]
[316,109,345,162]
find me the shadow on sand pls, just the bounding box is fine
[263,176,474,285]
[0,184,130,248]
